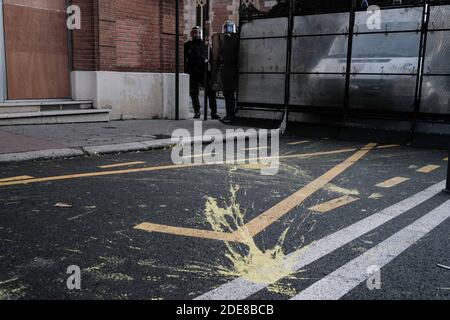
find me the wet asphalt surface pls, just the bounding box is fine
[0,137,449,300]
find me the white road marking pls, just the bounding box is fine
[195,181,445,300]
[292,199,450,300]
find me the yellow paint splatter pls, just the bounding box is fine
[238,163,271,171]
[369,193,383,200]
[204,186,299,286]
[325,184,360,196]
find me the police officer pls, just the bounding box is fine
[184,26,220,120]
[219,20,239,124]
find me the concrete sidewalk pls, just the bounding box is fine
[0,119,252,163]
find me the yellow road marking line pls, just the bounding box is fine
[278,148,356,161]
[0,176,34,183]
[134,144,376,242]
[98,161,145,169]
[0,163,205,187]
[288,140,310,146]
[243,143,376,236]
[310,196,359,214]
[377,144,400,149]
[0,148,358,188]
[376,177,410,188]
[417,165,441,174]
[134,222,242,243]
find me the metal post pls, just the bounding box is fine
[175,0,180,120]
[280,0,294,133]
[203,52,208,121]
[411,0,430,139]
[203,13,208,121]
[343,0,356,127]
[445,147,450,193]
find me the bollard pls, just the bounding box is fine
[445,148,450,193]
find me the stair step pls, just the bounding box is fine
[0,109,110,126]
[0,100,93,107]
[0,100,94,113]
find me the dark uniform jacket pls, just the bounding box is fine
[184,39,206,76]
[219,33,239,92]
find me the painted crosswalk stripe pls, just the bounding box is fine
[417,165,441,174]
[99,161,145,169]
[376,177,410,188]
[444,157,448,161]
[0,176,33,183]
[195,181,445,300]
[292,199,450,300]
[310,196,359,214]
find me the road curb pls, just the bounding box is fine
[0,148,85,163]
[0,131,263,164]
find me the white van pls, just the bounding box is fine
[309,7,450,113]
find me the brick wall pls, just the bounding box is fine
[72,0,184,73]
[72,0,97,71]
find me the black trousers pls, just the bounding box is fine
[223,91,236,118]
[189,72,217,115]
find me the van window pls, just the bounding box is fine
[328,33,419,58]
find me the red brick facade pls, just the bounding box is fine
[184,0,273,39]
[72,0,184,73]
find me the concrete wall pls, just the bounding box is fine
[71,71,190,120]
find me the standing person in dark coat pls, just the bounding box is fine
[184,27,219,120]
[219,20,239,124]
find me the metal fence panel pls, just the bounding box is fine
[354,7,423,33]
[293,12,349,35]
[290,73,347,107]
[429,4,450,30]
[240,38,287,73]
[239,73,285,105]
[291,35,349,73]
[424,31,450,74]
[237,0,450,125]
[349,74,418,112]
[240,17,288,39]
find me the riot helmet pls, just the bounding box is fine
[222,20,237,34]
[191,26,203,41]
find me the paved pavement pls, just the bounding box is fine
[0,118,247,162]
[0,94,229,162]
[0,137,449,300]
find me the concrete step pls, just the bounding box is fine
[0,109,110,126]
[0,100,94,114]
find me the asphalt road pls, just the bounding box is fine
[0,137,449,300]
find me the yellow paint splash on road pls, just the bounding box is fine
[325,184,360,196]
[204,186,298,286]
[369,193,383,200]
